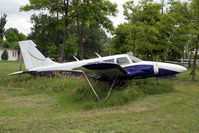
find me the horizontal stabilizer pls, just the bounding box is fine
[8,71,36,76]
[8,71,24,76]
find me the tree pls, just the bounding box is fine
[4,28,27,48]
[113,0,164,60]
[167,2,192,61]
[0,39,3,47]
[0,13,7,39]
[1,41,11,48]
[21,0,117,61]
[28,14,62,58]
[112,0,193,62]
[189,0,199,81]
[21,0,70,61]
[71,0,117,59]
[112,23,139,54]
[83,23,108,58]
[65,34,78,60]
[5,28,19,42]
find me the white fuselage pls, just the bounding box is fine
[30,54,187,73]
[16,40,187,78]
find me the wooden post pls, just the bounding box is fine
[19,51,23,71]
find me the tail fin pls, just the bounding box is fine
[19,40,55,70]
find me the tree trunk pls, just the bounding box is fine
[76,0,85,60]
[60,0,69,62]
[191,35,199,81]
[161,0,164,15]
[188,51,192,68]
[133,33,136,52]
[79,20,84,59]
[77,16,80,58]
[77,16,84,59]
[56,12,61,60]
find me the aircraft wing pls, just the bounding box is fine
[9,62,128,79]
[75,62,128,79]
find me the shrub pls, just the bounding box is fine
[1,49,8,60]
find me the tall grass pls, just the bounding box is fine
[0,73,174,110]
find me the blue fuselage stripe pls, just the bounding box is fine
[123,65,178,79]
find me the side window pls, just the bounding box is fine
[117,57,130,65]
[103,59,114,63]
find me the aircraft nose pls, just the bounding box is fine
[155,62,187,75]
[176,65,187,73]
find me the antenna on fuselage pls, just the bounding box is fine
[73,56,79,61]
[95,52,101,58]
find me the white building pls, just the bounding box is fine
[0,48,19,61]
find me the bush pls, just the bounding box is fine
[1,49,8,60]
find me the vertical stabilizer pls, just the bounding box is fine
[19,40,55,70]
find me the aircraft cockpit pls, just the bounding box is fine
[127,53,142,63]
[101,53,141,66]
[116,57,130,65]
[103,59,114,63]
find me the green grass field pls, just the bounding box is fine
[0,61,199,133]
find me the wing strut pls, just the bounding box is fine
[82,71,100,100]
[81,71,118,100]
[105,74,118,99]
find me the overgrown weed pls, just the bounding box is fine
[0,74,174,110]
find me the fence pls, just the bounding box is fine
[0,61,24,74]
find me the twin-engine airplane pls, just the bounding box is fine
[10,40,187,99]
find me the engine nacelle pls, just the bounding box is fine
[153,63,159,74]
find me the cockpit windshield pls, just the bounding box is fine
[127,53,142,63]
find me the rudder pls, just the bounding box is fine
[19,40,55,70]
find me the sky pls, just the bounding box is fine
[0,0,32,35]
[0,0,131,35]
[0,0,186,36]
